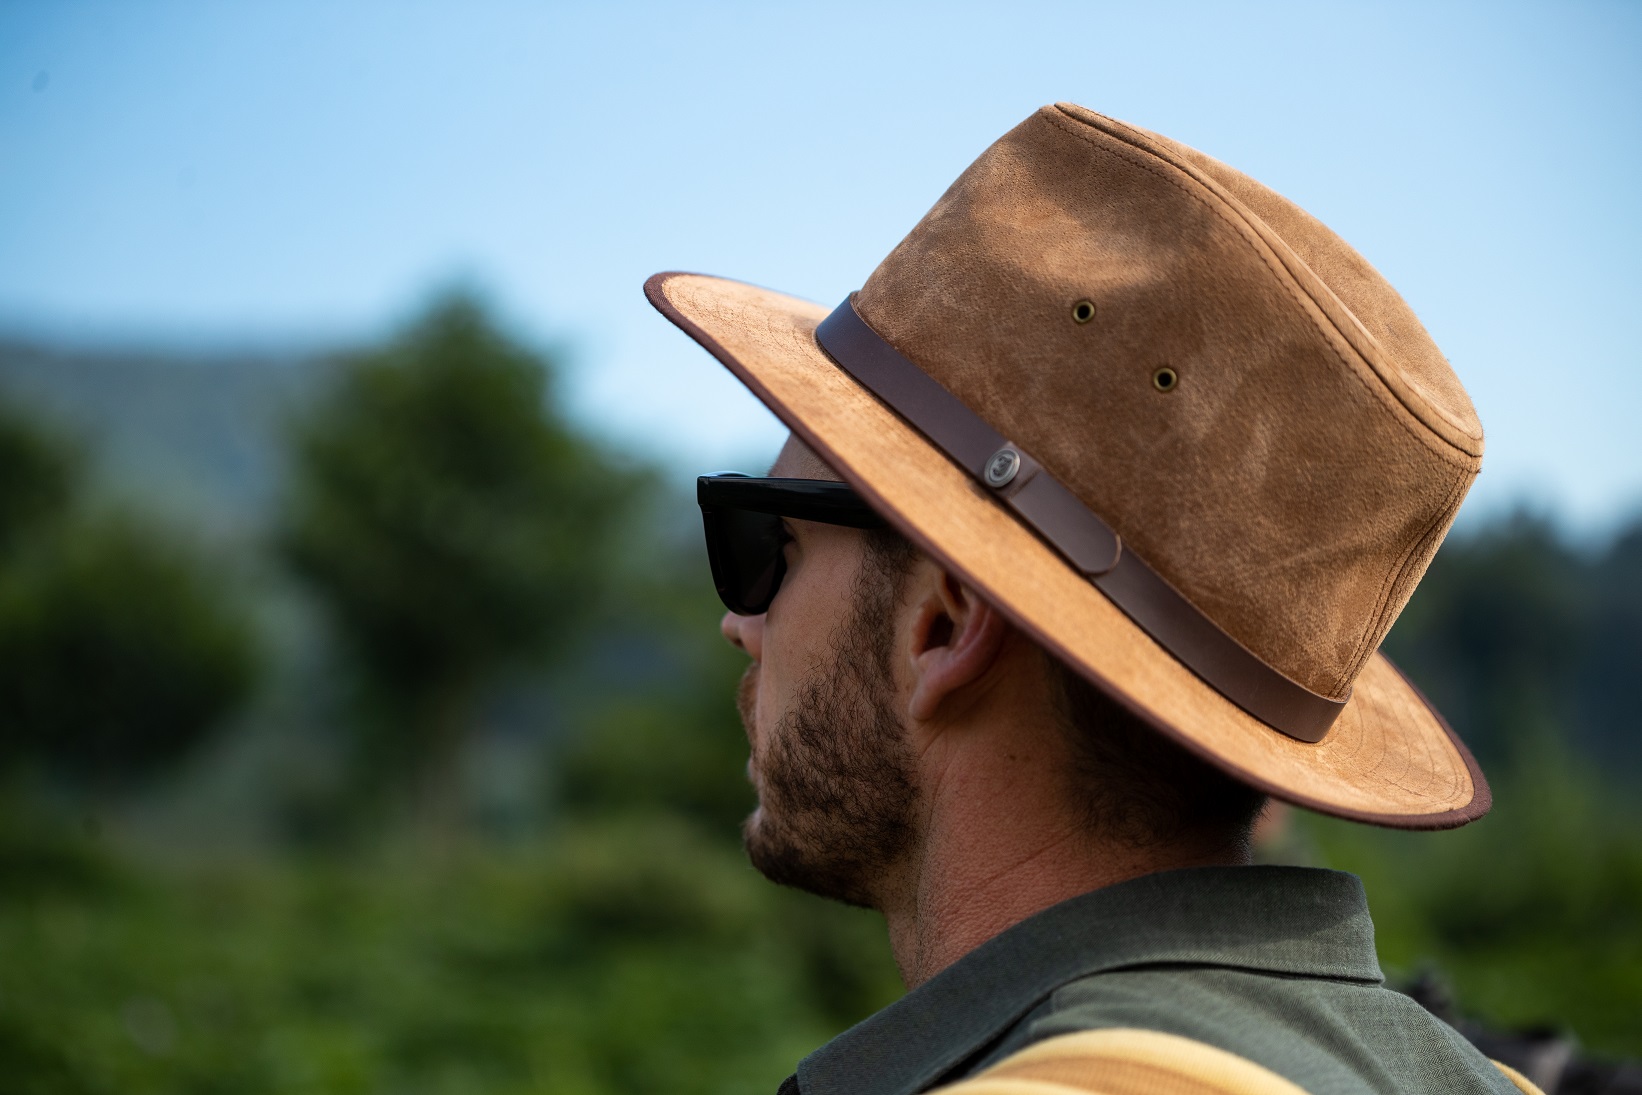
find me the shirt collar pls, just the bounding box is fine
[796,866,1382,1095]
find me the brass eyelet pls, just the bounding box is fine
[1071,300,1096,324]
[1152,367,1178,392]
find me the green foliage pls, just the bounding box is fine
[0,396,260,789]
[0,402,75,556]
[1581,524,1642,759]
[1300,747,1642,1055]
[554,562,754,836]
[278,292,637,814]
[0,517,259,785]
[0,818,899,1095]
[1385,512,1641,769]
[556,695,753,836]
[282,292,628,688]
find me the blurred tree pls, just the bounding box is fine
[0,400,260,791]
[278,291,634,829]
[1385,513,1597,766]
[554,549,754,835]
[1305,744,1642,1057]
[0,401,75,556]
[0,519,259,789]
[1581,522,1642,769]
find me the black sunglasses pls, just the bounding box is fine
[698,473,887,615]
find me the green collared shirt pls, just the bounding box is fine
[787,867,1516,1095]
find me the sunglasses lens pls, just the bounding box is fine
[703,507,786,615]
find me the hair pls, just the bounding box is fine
[859,530,1267,854]
[861,526,922,585]
[1045,657,1268,852]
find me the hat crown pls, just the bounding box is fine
[855,104,1482,700]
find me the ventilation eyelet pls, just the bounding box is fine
[1152,367,1178,392]
[1071,300,1096,324]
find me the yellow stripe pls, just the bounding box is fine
[935,1083,1104,1095]
[932,1029,1311,1095]
[1490,1060,1546,1095]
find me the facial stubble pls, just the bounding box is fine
[738,557,920,909]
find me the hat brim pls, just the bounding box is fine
[648,271,1489,829]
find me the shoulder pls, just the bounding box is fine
[935,1028,1542,1095]
[966,966,1521,1095]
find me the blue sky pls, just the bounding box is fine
[2,1,1639,533]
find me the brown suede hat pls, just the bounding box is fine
[646,103,1489,829]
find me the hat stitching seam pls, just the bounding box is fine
[1337,466,1471,696]
[1335,469,1461,696]
[1034,111,1478,698]
[1061,107,1484,460]
[1044,113,1480,706]
[1038,109,1475,474]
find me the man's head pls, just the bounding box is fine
[722,436,1266,912]
[657,102,1491,898]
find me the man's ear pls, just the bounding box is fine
[907,568,1010,723]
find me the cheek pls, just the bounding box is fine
[750,636,796,749]
[736,648,788,765]
[749,599,819,749]
[749,525,863,741]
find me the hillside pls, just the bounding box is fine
[0,337,325,536]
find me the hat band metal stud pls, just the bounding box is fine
[985,448,1021,487]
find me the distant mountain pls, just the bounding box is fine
[0,337,328,536]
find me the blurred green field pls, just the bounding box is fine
[3,759,1637,1095]
[0,817,899,1095]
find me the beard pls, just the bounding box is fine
[738,560,919,909]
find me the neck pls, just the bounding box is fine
[875,719,1250,989]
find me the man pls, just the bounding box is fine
[646,104,1524,1094]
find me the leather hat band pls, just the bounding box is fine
[815,296,1346,743]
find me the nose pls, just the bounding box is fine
[721,610,764,662]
